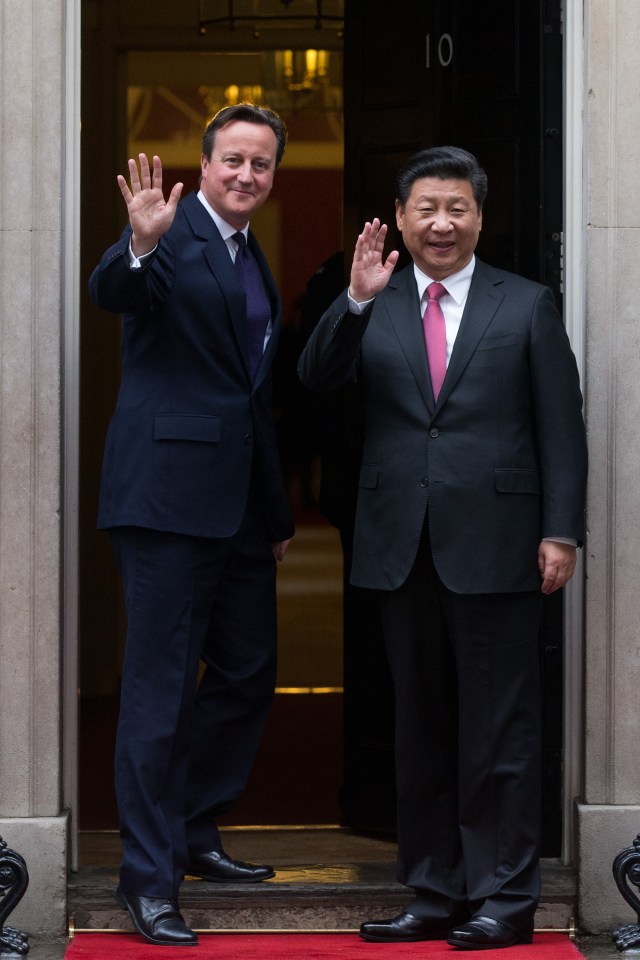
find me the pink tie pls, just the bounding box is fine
[423,281,447,399]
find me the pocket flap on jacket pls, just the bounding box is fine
[494,467,541,494]
[476,332,518,351]
[359,462,379,489]
[153,415,221,443]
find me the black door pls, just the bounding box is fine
[340,0,564,854]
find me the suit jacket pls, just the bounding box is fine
[89,191,293,542]
[298,259,587,594]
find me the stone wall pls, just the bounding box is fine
[0,0,70,937]
[578,0,640,934]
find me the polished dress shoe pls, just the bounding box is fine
[360,911,450,942]
[447,916,534,950]
[186,850,275,883]
[116,887,197,946]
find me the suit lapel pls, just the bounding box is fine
[382,265,436,415]
[181,194,283,387]
[435,259,506,409]
[182,193,252,379]
[248,232,281,387]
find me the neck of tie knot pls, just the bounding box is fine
[427,281,447,302]
[233,231,247,252]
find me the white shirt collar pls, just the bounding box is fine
[197,189,248,242]
[413,255,476,305]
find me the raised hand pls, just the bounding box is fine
[117,154,183,257]
[349,218,400,303]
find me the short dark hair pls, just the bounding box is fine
[396,146,488,210]
[201,102,287,168]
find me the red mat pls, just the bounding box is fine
[66,932,586,959]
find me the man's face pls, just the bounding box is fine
[395,177,482,280]
[200,120,278,229]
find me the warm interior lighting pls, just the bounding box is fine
[126,49,343,165]
[280,48,330,92]
[305,48,318,75]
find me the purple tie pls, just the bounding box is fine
[232,232,271,379]
[423,281,448,400]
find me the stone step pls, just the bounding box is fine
[69,861,405,933]
[69,830,577,935]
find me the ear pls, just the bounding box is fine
[395,198,404,231]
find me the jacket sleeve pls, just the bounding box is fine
[297,288,371,392]
[88,224,174,316]
[529,286,588,545]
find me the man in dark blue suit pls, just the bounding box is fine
[89,103,294,946]
[299,147,588,950]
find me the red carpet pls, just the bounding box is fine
[66,932,585,959]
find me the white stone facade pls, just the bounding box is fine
[0,0,74,938]
[577,0,640,933]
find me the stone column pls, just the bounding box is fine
[577,0,640,934]
[0,0,72,937]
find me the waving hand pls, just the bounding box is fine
[349,218,400,303]
[117,153,183,257]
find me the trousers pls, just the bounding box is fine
[110,491,277,897]
[378,519,543,928]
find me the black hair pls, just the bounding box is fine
[396,146,488,209]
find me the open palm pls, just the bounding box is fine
[118,153,183,256]
[349,218,399,302]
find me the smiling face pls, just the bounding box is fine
[200,119,278,230]
[395,177,483,280]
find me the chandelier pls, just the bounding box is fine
[197,0,344,39]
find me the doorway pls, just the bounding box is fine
[78,0,568,857]
[79,33,347,832]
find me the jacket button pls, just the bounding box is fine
[421,477,429,487]
[429,428,439,438]
[244,433,252,443]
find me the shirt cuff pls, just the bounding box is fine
[347,291,375,314]
[128,240,157,269]
[543,537,577,547]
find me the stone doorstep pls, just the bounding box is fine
[67,859,576,934]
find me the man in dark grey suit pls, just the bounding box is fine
[299,146,587,950]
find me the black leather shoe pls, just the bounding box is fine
[359,911,450,942]
[116,887,197,946]
[447,916,533,950]
[186,850,275,883]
